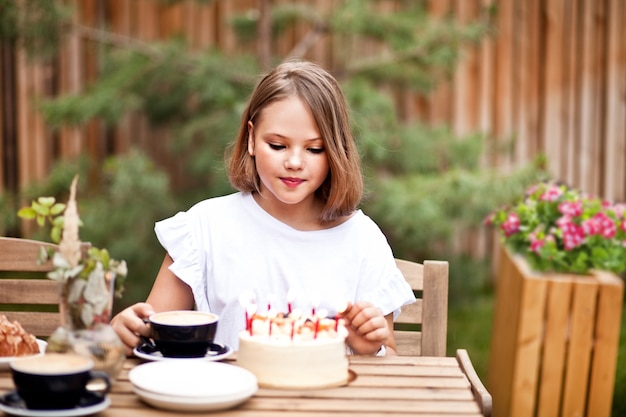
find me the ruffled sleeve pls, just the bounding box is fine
[363,266,415,319]
[154,211,209,312]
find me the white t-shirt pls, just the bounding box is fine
[154,192,416,349]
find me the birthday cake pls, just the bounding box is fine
[237,311,349,389]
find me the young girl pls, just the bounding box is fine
[111,60,416,356]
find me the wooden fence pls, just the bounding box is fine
[1,0,625,206]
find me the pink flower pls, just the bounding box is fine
[540,185,563,202]
[559,201,582,217]
[530,239,544,253]
[556,215,572,228]
[621,219,626,233]
[583,212,616,238]
[613,204,626,218]
[501,213,520,237]
[558,218,584,250]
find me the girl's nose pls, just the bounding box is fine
[284,150,304,169]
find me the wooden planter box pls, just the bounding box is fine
[488,246,624,417]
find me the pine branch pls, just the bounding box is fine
[73,23,164,59]
[285,21,328,60]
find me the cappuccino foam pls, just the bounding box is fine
[11,353,92,375]
[150,311,217,326]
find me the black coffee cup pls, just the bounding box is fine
[10,353,111,410]
[148,310,219,358]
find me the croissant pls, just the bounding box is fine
[0,314,40,356]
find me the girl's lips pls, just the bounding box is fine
[281,177,304,187]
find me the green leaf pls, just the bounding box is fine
[50,226,61,244]
[36,214,45,227]
[17,207,36,219]
[50,203,66,215]
[37,196,56,207]
[32,201,49,216]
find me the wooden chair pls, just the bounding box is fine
[393,258,449,356]
[0,237,63,338]
[456,348,493,417]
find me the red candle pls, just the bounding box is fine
[311,296,319,316]
[239,290,257,332]
[314,308,327,339]
[246,302,257,336]
[267,309,276,337]
[290,321,295,340]
[287,289,295,314]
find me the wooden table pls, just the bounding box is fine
[0,353,487,416]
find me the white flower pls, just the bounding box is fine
[84,263,110,315]
[66,278,86,304]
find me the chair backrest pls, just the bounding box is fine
[0,237,63,337]
[393,258,449,356]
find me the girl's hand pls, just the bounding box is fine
[340,301,393,355]
[110,302,155,356]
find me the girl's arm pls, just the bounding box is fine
[111,253,195,355]
[145,253,195,310]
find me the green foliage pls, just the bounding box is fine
[362,153,547,262]
[17,197,66,243]
[0,0,71,59]
[330,0,490,91]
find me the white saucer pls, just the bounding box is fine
[0,391,110,417]
[133,342,233,362]
[129,361,257,412]
[0,339,47,371]
[132,385,256,412]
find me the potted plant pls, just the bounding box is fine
[484,181,625,417]
[18,176,128,378]
[486,181,626,276]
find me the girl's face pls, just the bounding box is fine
[248,95,329,211]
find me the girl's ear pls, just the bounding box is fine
[247,121,255,156]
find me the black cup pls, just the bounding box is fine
[148,311,219,358]
[10,353,111,410]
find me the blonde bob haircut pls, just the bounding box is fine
[227,60,363,223]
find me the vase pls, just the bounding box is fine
[488,245,624,417]
[47,269,126,380]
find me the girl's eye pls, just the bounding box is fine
[308,148,324,154]
[269,144,285,150]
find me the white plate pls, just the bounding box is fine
[133,342,233,362]
[0,391,110,417]
[0,339,47,370]
[129,361,257,412]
